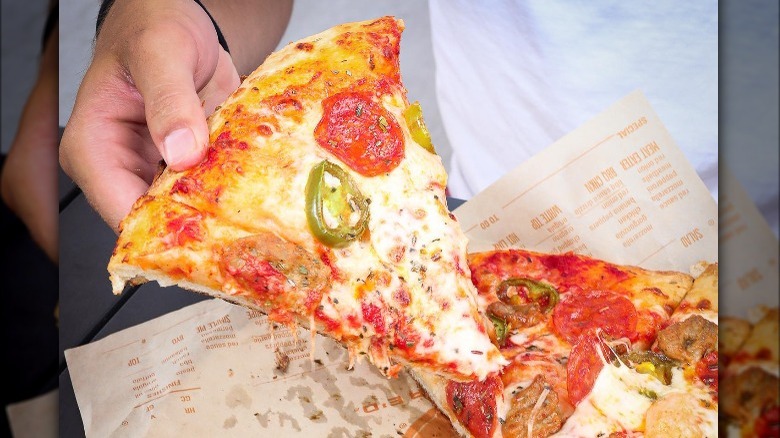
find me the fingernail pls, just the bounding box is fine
[163,128,197,166]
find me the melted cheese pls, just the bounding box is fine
[552,365,717,437]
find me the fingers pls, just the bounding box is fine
[199,47,241,116]
[61,0,240,231]
[84,159,154,232]
[61,119,160,232]
[61,61,163,231]
[125,24,214,171]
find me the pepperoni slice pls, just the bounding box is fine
[445,374,501,438]
[566,331,613,405]
[552,290,638,344]
[314,91,404,177]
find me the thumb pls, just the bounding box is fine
[126,27,217,171]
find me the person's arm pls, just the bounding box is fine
[60,0,292,231]
[202,0,293,76]
[1,17,58,263]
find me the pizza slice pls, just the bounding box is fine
[108,17,504,381]
[410,249,694,437]
[721,306,779,438]
[653,262,719,389]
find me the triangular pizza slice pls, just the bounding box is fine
[108,17,504,381]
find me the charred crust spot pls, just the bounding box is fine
[644,287,668,298]
[367,18,387,27]
[273,98,303,113]
[296,42,314,51]
[153,160,167,180]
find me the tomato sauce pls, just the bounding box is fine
[314,308,341,332]
[225,258,286,300]
[552,289,638,344]
[361,302,386,335]
[695,350,718,393]
[170,177,202,195]
[165,213,202,247]
[445,375,500,438]
[314,91,404,176]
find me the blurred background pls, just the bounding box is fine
[1,1,48,154]
[2,1,58,437]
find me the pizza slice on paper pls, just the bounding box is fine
[411,249,695,437]
[108,17,504,381]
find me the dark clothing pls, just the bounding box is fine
[0,154,59,436]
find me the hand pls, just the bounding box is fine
[60,0,242,231]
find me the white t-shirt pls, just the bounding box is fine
[429,0,719,202]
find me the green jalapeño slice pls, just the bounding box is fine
[403,102,436,154]
[489,314,509,345]
[496,277,560,313]
[305,160,370,247]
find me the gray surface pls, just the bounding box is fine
[720,0,780,232]
[58,370,83,438]
[58,0,94,129]
[58,195,122,361]
[1,0,48,153]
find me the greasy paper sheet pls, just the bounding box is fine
[719,166,779,317]
[65,299,437,437]
[454,90,717,272]
[66,91,720,436]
